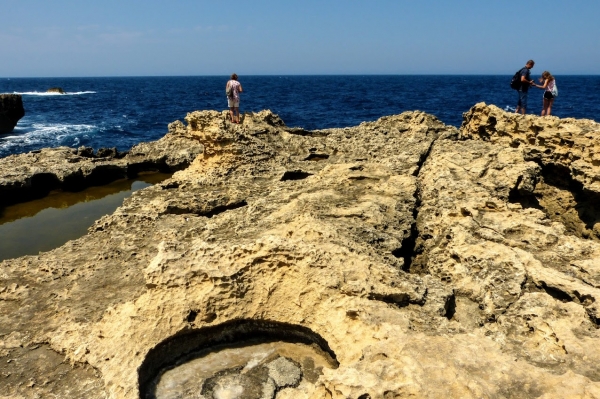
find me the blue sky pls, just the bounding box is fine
[1,0,599,77]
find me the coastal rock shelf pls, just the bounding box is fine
[0,124,204,207]
[1,106,600,398]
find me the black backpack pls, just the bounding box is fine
[510,69,524,90]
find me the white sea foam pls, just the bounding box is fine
[9,91,96,96]
[0,123,97,154]
[29,122,96,135]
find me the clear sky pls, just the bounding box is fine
[1,0,599,77]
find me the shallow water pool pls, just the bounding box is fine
[0,172,170,261]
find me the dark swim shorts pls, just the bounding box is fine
[544,91,554,100]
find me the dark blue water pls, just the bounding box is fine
[1,75,599,158]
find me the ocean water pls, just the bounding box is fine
[1,75,599,158]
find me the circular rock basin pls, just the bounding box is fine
[153,340,336,399]
[139,320,339,399]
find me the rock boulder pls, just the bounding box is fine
[46,87,65,94]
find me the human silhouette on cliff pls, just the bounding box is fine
[515,60,535,114]
[226,74,243,123]
[533,71,557,116]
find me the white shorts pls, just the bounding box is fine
[228,98,240,108]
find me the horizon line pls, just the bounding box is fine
[3,73,600,79]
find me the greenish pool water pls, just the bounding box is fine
[0,173,170,262]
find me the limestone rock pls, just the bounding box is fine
[461,102,600,194]
[0,94,25,134]
[415,136,600,379]
[267,357,302,388]
[461,102,600,241]
[1,107,600,399]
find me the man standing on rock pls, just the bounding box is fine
[515,60,535,115]
[226,73,243,123]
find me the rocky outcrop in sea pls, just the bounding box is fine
[1,105,599,398]
[0,94,25,134]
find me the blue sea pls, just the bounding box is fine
[1,75,599,158]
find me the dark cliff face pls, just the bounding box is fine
[0,94,25,134]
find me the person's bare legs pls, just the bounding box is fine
[541,98,548,116]
[541,98,554,116]
[233,107,240,123]
[229,107,235,122]
[547,98,554,116]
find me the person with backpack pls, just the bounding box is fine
[514,60,535,115]
[533,71,558,116]
[226,73,243,123]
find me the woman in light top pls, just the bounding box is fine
[226,73,243,123]
[533,71,557,116]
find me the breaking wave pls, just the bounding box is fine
[0,123,99,157]
[10,91,96,96]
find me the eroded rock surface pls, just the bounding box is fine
[461,102,600,240]
[1,107,600,399]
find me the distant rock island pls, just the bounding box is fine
[46,87,65,94]
[0,94,25,134]
[1,104,599,398]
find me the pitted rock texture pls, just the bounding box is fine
[461,102,600,192]
[1,108,600,399]
[461,102,600,240]
[414,138,600,375]
[0,94,25,134]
